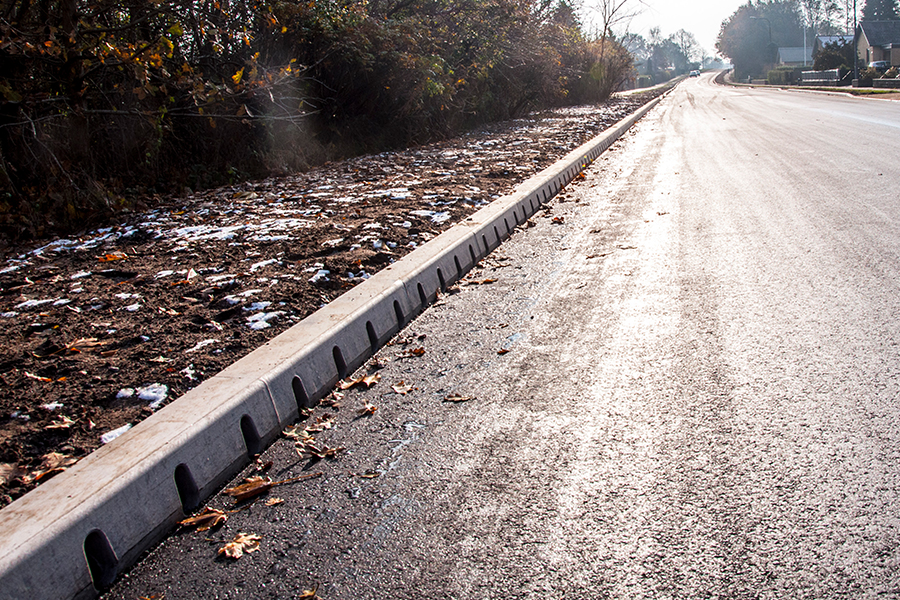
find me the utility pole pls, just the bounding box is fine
[854,0,859,80]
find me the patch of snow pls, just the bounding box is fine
[1,312,18,318]
[70,271,92,279]
[137,383,168,409]
[250,258,279,271]
[101,423,132,444]
[309,269,330,283]
[41,402,64,411]
[116,388,135,398]
[121,303,142,312]
[246,311,285,330]
[185,339,219,353]
[15,298,58,310]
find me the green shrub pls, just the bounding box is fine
[768,67,800,85]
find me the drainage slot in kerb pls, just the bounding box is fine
[454,255,462,277]
[332,346,348,379]
[469,244,477,264]
[292,375,310,409]
[437,268,446,292]
[417,282,428,307]
[174,463,200,514]
[393,300,405,327]
[84,530,118,590]
[366,321,378,352]
[240,415,262,457]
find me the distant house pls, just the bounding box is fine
[814,35,854,54]
[856,21,900,66]
[777,47,813,66]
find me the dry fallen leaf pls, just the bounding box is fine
[358,400,378,416]
[224,472,323,502]
[466,278,498,286]
[551,216,565,224]
[338,372,382,390]
[297,439,346,459]
[45,415,76,430]
[304,414,336,434]
[218,532,261,559]
[321,391,344,408]
[0,463,24,487]
[297,586,320,600]
[65,337,107,353]
[178,507,227,532]
[360,372,382,387]
[24,371,52,382]
[391,381,413,395]
[264,497,284,507]
[25,452,78,483]
[283,427,315,444]
[223,476,275,502]
[497,348,511,355]
[443,394,473,403]
[353,470,381,479]
[97,251,128,262]
[399,347,425,359]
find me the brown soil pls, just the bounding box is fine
[0,90,664,506]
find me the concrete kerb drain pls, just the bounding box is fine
[0,92,667,600]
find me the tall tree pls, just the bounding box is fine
[716,0,804,79]
[861,0,900,19]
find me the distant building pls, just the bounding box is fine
[856,21,900,66]
[814,35,855,55]
[776,47,813,66]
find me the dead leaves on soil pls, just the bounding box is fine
[1,452,78,488]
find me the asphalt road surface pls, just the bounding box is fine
[105,75,900,599]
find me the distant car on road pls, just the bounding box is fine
[869,61,890,72]
[690,70,700,77]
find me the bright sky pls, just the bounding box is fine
[586,0,749,58]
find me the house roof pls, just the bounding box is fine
[777,47,813,63]
[816,35,854,47]
[858,21,900,47]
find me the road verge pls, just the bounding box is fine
[0,92,667,600]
